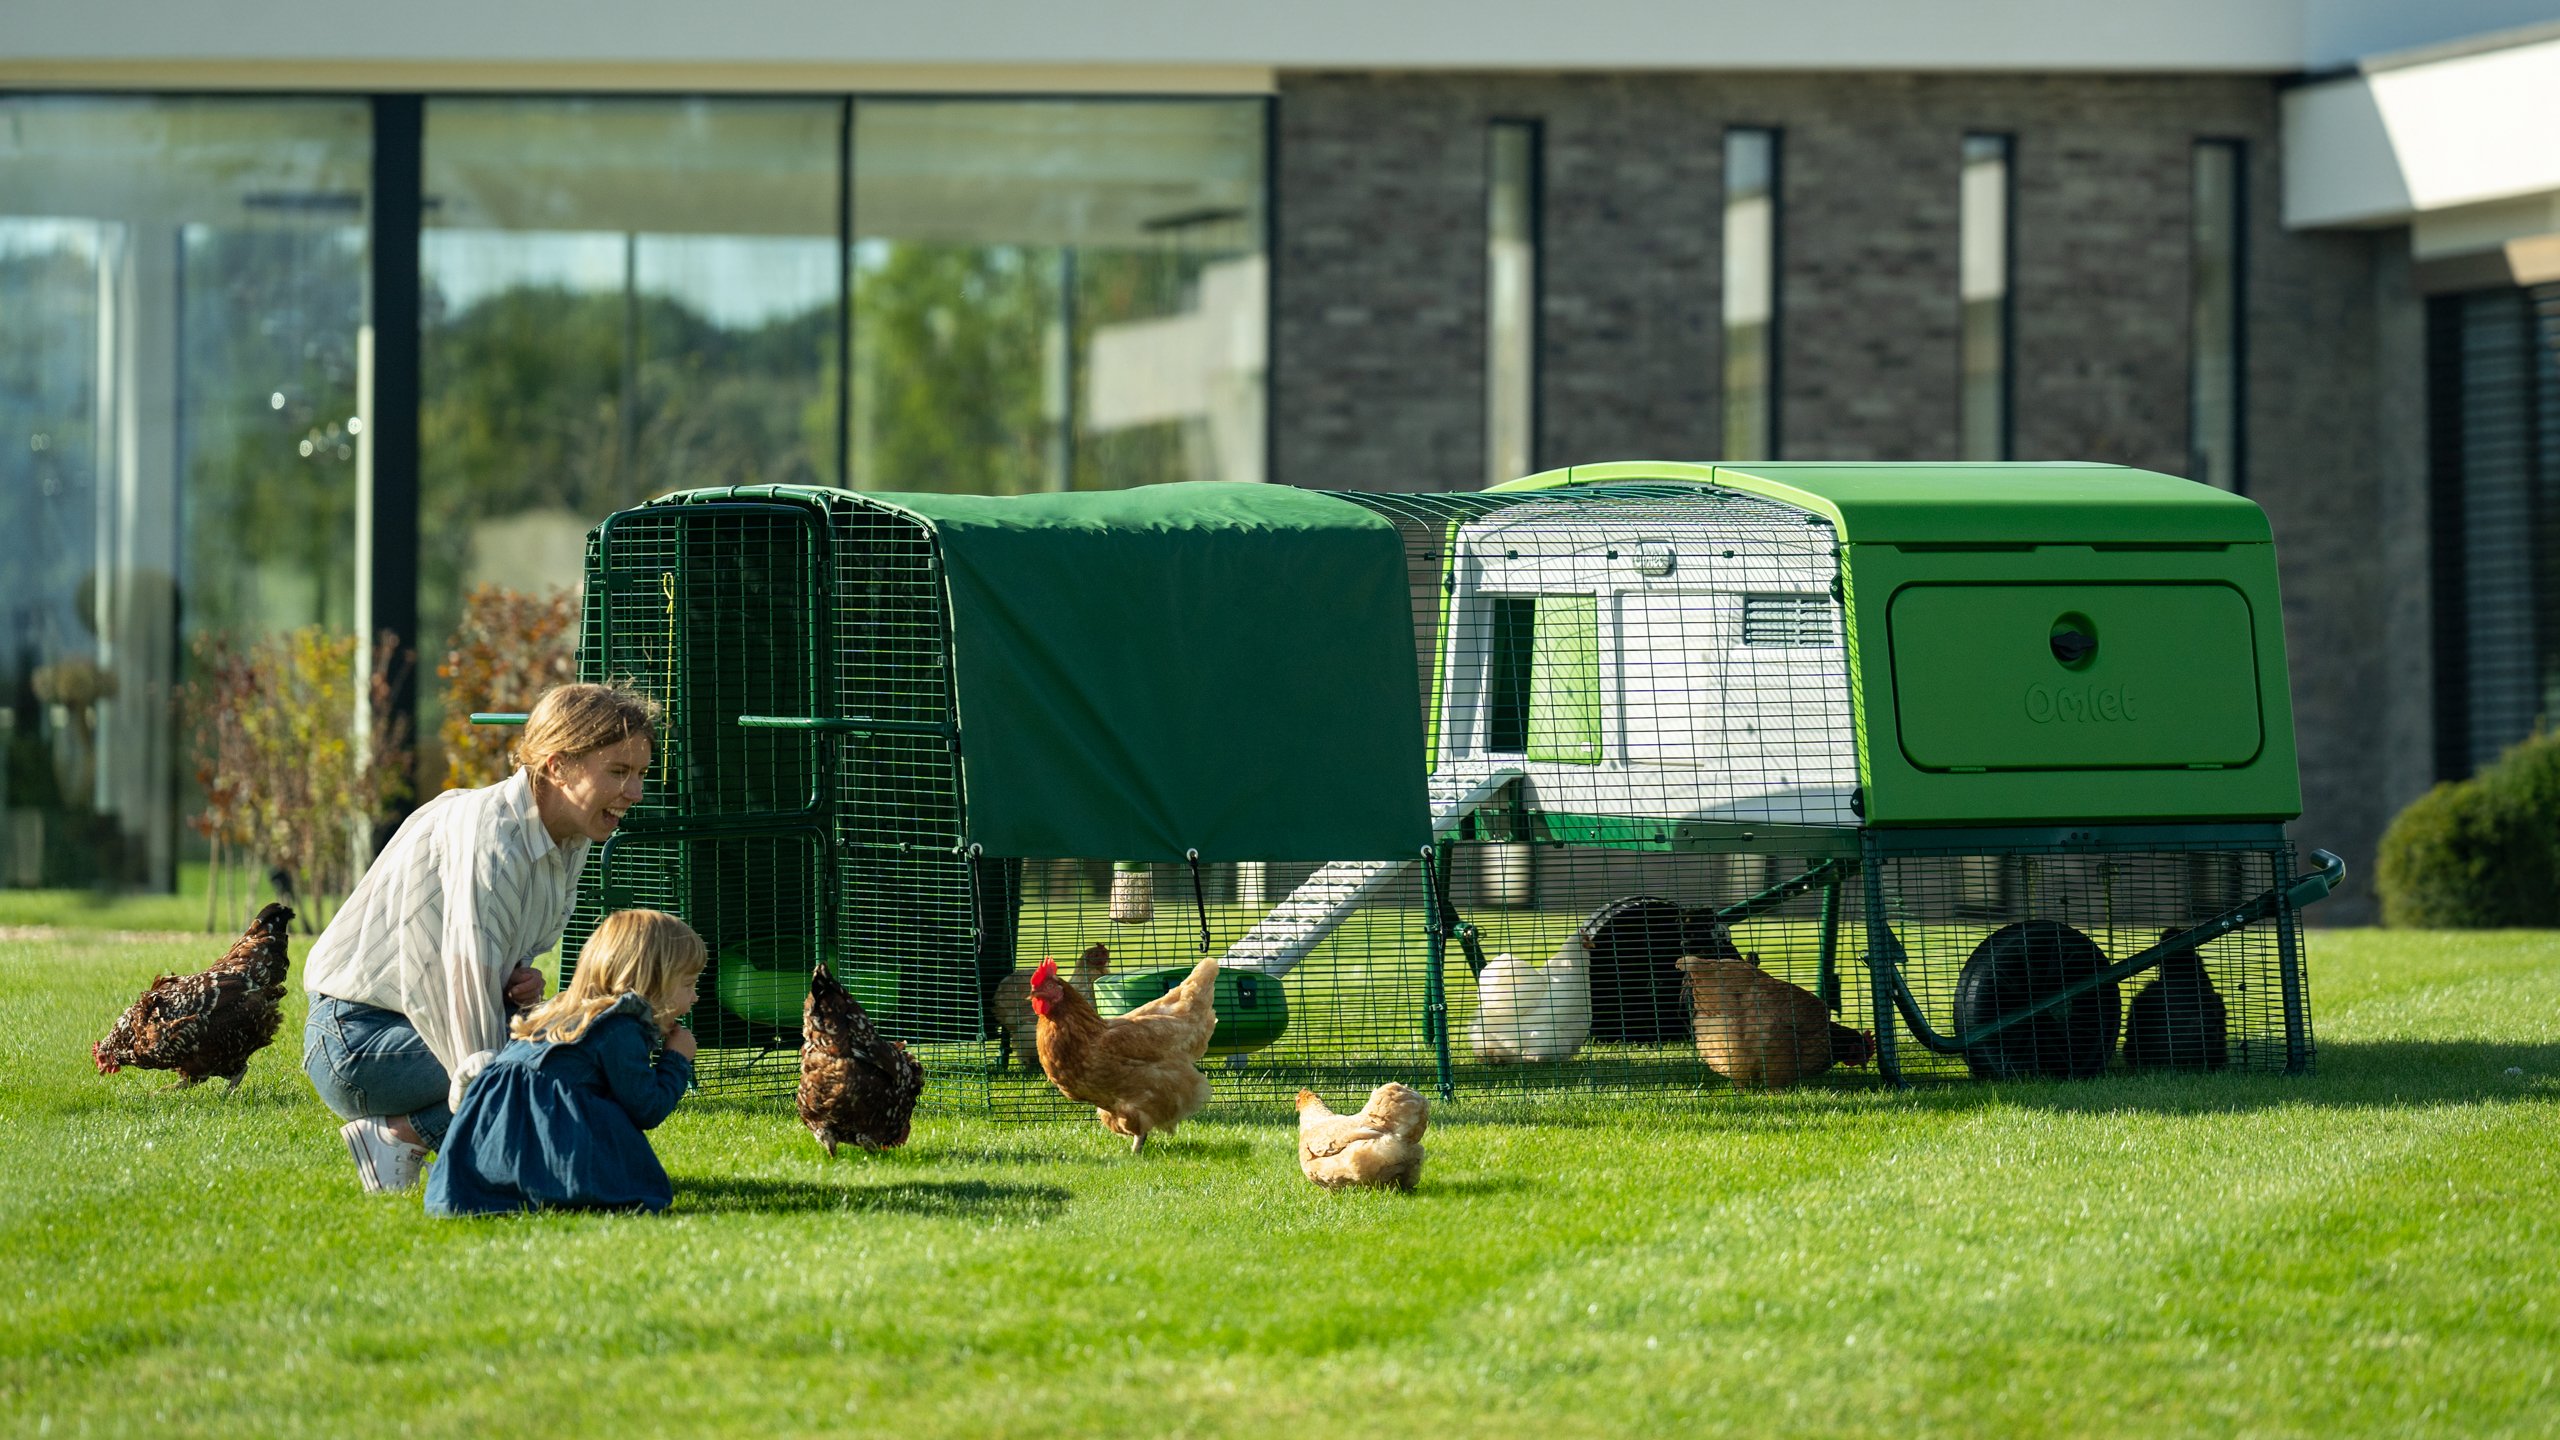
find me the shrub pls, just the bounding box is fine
[185,628,412,930]
[2376,731,2560,927]
[436,586,579,791]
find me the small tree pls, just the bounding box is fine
[438,585,579,792]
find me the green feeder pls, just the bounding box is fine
[1094,966,1289,1057]
[715,937,898,1029]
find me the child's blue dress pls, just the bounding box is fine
[425,993,694,1216]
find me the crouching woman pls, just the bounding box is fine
[302,682,656,1193]
[427,909,702,1216]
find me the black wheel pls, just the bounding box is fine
[1953,920,2120,1079]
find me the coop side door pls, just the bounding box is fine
[1614,591,1730,768]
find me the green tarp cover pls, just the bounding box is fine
[869,483,1431,862]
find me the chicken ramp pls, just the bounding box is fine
[1220,763,1524,977]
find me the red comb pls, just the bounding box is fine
[1031,957,1059,988]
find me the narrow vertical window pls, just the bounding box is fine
[1485,120,1540,486]
[1724,128,1780,462]
[1960,133,2013,461]
[2191,140,2245,491]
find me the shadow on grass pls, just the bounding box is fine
[1420,1173,1535,1197]
[676,1174,1072,1218]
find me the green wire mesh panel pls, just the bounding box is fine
[1858,833,2309,1081]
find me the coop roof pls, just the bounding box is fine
[865,482,1432,863]
[1499,461,2272,546]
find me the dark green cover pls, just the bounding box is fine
[869,483,1432,862]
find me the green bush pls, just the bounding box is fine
[2377,730,2560,927]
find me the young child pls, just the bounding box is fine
[425,909,703,1216]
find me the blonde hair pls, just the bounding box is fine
[517,682,660,778]
[514,909,707,1045]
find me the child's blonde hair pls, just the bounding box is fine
[513,909,707,1045]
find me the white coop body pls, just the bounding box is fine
[1428,488,1858,831]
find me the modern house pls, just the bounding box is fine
[5,0,2558,921]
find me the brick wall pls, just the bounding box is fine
[1271,69,2403,919]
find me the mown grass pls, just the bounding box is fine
[2,925,2555,1437]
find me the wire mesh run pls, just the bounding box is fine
[563,481,2314,1112]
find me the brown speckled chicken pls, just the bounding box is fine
[1295,1083,1429,1191]
[93,902,295,1092]
[799,965,924,1155]
[1674,951,1873,1090]
[990,943,1108,1071]
[1031,949,1220,1154]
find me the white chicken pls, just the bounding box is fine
[1465,929,1592,1064]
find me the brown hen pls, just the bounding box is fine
[798,964,924,1155]
[1674,952,1873,1089]
[93,902,295,1092]
[1031,949,1220,1153]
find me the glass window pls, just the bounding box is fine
[1485,120,1540,487]
[2190,140,2245,491]
[849,99,1266,494]
[0,96,370,889]
[2430,286,2560,776]
[418,97,842,770]
[1960,133,2013,461]
[1724,128,1780,463]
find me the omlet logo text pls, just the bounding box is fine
[2024,684,2138,724]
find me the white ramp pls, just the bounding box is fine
[1220,764,1524,977]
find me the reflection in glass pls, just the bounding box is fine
[1960,134,2012,461]
[1724,129,1780,463]
[419,98,841,778]
[0,97,369,888]
[1485,121,1540,487]
[2191,140,2244,491]
[850,99,1267,493]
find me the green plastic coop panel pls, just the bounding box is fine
[1493,461,2303,827]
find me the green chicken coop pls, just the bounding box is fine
[542,463,2337,1110]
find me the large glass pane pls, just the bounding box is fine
[420,98,841,781]
[850,99,1266,493]
[1486,120,1540,488]
[2190,140,2244,491]
[0,97,369,889]
[1960,133,2012,461]
[1724,129,1780,463]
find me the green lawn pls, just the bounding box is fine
[2,923,2554,1437]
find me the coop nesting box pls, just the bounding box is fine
[556,463,2334,1111]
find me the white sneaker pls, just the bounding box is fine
[342,1119,425,1194]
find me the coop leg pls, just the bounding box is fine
[1861,850,1905,1087]
[1817,879,1844,1014]
[1422,844,1455,1101]
[2277,889,2310,1075]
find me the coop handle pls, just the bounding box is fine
[2286,849,2346,910]
[736,714,954,739]
[469,713,529,726]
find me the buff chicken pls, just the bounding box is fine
[92,902,295,1091]
[1295,1082,1429,1191]
[798,964,924,1155]
[1030,948,1220,1153]
[1674,951,1873,1089]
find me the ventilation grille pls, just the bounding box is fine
[1743,593,1837,647]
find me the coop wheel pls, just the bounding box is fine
[1952,920,2121,1080]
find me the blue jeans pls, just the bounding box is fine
[303,995,454,1148]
